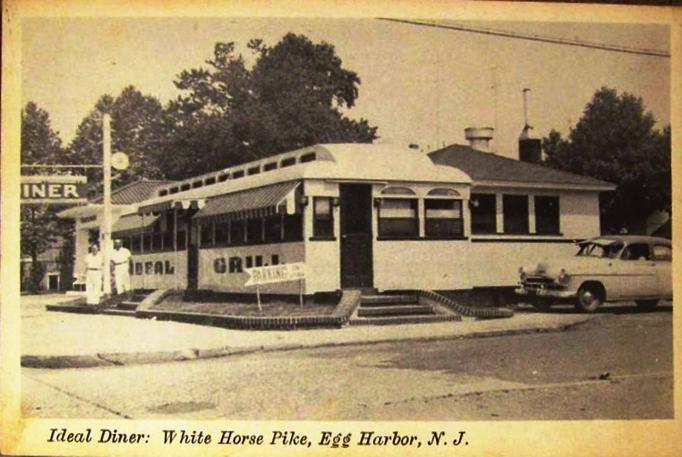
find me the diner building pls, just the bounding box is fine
[59,134,615,298]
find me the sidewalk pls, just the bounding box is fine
[22,294,594,369]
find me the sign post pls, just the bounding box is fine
[102,114,112,295]
[245,263,306,310]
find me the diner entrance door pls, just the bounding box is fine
[339,184,373,288]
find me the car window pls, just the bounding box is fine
[577,241,623,258]
[653,244,672,261]
[621,243,651,261]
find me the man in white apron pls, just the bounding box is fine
[111,239,132,296]
[85,243,103,306]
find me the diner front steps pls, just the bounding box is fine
[348,292,460,326]
[99,289,154,316]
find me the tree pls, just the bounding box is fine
[20,102,73,291]
[67,86,168,191]
[21,102,63,166]
[542,87,671,234]
[159,33,378,179]
[20,205,72,291]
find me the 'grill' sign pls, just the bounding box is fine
[21,175,88,204]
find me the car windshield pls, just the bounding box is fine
[576,240,623,258]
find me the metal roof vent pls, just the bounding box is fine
[464,127,494,152]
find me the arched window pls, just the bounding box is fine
[381,187,416,196]
[427,188,460,197]
[425,188,463,238]
[377,187,418,238]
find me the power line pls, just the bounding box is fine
[377,18,670,58]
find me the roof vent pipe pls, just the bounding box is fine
[518,88,542,164]
[464,127,494,152]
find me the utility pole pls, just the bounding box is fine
[102,114,112,295]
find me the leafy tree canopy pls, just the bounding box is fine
[160,33,378,179]
[542,87,670,234]
[21,102,63,166]
[67,86,167,190]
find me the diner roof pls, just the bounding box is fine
[137,143,471,213]
[429,144,615,191]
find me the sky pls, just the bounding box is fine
[21,17,670,160]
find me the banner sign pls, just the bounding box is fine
[21,175,88,205]
[245,262,306,286]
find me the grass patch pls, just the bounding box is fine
[153,294,337,317]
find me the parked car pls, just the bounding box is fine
[516,235,672,312]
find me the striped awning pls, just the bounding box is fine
[193,181,300,223]
[138,198,206,214]
[112,213,159,236]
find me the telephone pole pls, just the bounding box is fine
[102,114,112,295]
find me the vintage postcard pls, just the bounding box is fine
[2,0,680,456]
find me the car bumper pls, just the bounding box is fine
[514,287,577,299]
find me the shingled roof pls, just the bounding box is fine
[92,179,175,205]
[429,144,614,189]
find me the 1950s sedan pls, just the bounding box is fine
[516,235,672,312]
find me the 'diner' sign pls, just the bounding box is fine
[21,175,88,205]
[245,262,306,287]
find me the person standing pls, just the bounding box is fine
[85,243,103,306]
[111,238,132,296]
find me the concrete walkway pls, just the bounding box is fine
[22,294,594,368]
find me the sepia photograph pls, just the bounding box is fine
[1,1,680,456]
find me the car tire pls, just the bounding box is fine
[575,284,603,313]
[635,299,659,311]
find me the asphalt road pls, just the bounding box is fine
[22,304,673,420]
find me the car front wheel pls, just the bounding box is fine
[575,284,604,313]
[635,299,659,311]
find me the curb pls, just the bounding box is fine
[21,315,594,369]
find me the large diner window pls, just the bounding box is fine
[535,196,560,235]
[162,231,173,249]
[425,189,463,238]
[176,230,187,250]
[313,197,334,238]
[143,233,152,251]
[503,194,529,234]
[215,222,229,245]
[196,213,303,248]
[200,223,213,247]
[378,187,418,238]
[265,214,284,242]
[230,220,245,245]
[246,218,263,244]
[131,235,142,253]
[470,193,497,234]
[283,213,303,242]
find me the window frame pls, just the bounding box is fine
[502,194,530,235]
[534,195,561,235]
[312,196,335,240]
[377,195,419,239]
[424,197,464,239]
[470,193,497,235]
